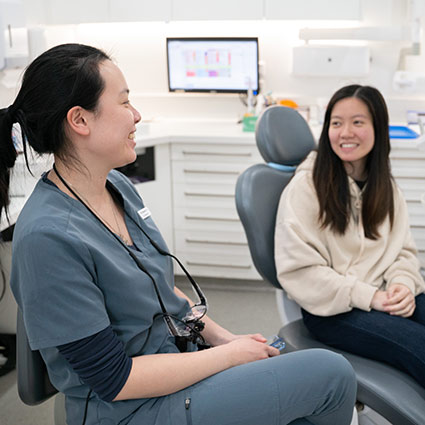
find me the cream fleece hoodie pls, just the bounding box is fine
[275,151,425,316]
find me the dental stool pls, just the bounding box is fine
[235,105,425,425]
[17,308,67,425]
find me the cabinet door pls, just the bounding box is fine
[390,140,425,269]
[264,0,361,20]
[23,0,48,26]
[109,0,172,22]
[172,0,263,21]
[45,0,109,25]
[0,0,28,68]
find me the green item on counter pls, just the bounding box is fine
[242,115,258,132]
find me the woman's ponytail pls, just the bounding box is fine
[0,106,18,223]
[0,43,111,225]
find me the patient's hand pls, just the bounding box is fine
[370,285,416,317]
[370,290,389,312]
[384,284,416,317]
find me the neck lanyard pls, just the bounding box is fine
[51,164,206,322]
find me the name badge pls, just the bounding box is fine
[138,207,151,220]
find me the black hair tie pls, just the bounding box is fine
[6,105,16,121]
[0,106,13,128]
[0,107,17,168]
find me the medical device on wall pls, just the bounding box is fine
[295,0,424,86]
[292,45,369,77]
[166,37,260,94]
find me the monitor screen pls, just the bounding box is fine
[166,37,259,94]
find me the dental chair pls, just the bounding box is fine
[235,105,425,425]
[17,308,67,425]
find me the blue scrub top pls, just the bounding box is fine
[11,170,193,425]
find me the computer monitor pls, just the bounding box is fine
[166,37,259,94]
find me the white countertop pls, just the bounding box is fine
[134,119,256,151]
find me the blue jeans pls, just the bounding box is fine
[154,349,356,425]
[302,293,425,387]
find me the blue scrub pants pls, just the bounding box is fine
[165,348,356,425]
[302,293,425,388]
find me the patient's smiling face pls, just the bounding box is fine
[328,97,375,180]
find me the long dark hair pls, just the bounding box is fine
[312,84,394,240]
[0,43,110,222]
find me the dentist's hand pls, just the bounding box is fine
[224,336,280,367]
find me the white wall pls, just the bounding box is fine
[1,0,425,122]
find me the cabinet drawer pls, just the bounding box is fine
[174,207,244,232]
[412,227,425,248]
[173,183,236,209]
[175,229,250,255]
[411,226,425,269]
[390,144,425,160]
[392,166,425,179]
[171,143,262,163]
[407,203,425,227]
[172,161,250,185]
[174,251,261,280]
[397,180,425,202]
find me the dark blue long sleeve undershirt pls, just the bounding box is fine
[58,325,132,402]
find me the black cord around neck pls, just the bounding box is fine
[52,164,171,315]
[51,164,207,313]
[52,164,206,303]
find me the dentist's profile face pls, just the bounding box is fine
[85,60,142,169]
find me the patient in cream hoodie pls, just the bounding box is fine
[275,84,425,387]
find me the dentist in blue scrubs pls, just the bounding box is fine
[0,43,356,425]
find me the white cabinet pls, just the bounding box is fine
[24,0,363,25]
[44,0,109,25]
[0,0,28,68]
[110,0,172,22]
[390,139,425,268]
[171,142,262,280]
[264,0,361,20]
[22,0,47,26]
[171,0,263,21]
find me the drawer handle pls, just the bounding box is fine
[185,214,239,222]
[184,191,234,198]
[186,260,251,269]
[185,238,246,246]
[183,169,240,175]
[182,150,252,157]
